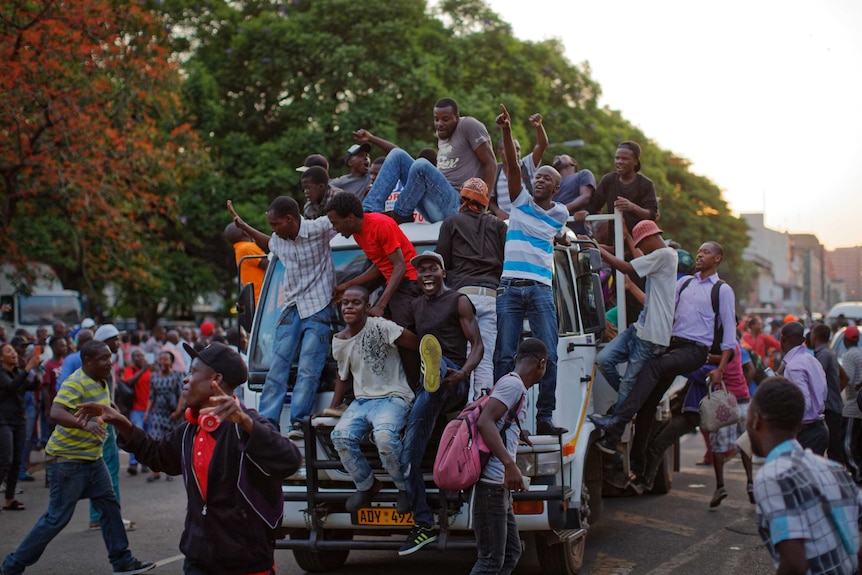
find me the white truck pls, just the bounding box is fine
[238,219,676,574]
[0,263,83,335]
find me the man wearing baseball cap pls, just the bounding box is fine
[79,342,301,575]
[331,143,372,198]
[399,250,483,555]
[436,177,507,400]
[592,241,737,493]
[840,325,862,481]
[588,219,678,411]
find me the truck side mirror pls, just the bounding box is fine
[237,283,255,333]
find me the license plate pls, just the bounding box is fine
[352,507,414,526]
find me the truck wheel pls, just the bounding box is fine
[650,444,674,495]
[535,532,586,575]
[291,530,352,572]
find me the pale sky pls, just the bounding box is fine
[486,0,862,249]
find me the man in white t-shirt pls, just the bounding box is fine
[472,338,547,574]
[589,220,677,408]
[327,286,419,513]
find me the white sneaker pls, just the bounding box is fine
[122,518,136,531]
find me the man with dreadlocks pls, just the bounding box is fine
[436,177,507,400]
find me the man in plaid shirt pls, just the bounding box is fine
[747,377,862,575]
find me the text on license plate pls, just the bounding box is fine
[352,507,414,525]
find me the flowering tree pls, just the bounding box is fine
[0,0,205,318]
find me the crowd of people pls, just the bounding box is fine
[1,94,859,574]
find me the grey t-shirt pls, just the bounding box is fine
[330,173,370,199]
[437,116,491,189]
[481,373,527,483]
[556,170,597,235]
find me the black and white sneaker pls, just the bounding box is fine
[113,559,156,575]
[286,422,304,440]
[398,525,437,556]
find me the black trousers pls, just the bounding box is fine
[798,419,829,456]
[606,338,708,472]
[825,409,845,465]
[842,416,862,483]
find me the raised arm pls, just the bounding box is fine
[495,104,522,204]
[227,200,270,252]
[529,113,548,166]
[353,128,398,154]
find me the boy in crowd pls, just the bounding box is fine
[471,338,547,575]
[748,377,862,575]
[328,286,418,512]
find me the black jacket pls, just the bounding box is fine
[0,367,38,425]
[119,408,300,574]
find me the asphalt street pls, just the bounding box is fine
[0,433,776,574]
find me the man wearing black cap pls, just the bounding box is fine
[578,140,658,235]
[398,250,483,555]
[78,343,301,575]
[331,143,372,198]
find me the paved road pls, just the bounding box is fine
[0,433,775,574]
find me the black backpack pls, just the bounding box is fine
[678,277,730,358]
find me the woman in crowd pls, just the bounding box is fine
[144,350,183,483]
[0,343,41,510]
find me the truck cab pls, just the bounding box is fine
[240,218,675,574]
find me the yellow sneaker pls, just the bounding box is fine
[420,334,443,393]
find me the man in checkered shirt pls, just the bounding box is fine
[747,377,862,575]
[228,196,336,440]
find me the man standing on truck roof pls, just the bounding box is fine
[589,220,677,409]
[435,177,507,400]
[227,197,336,440]
[590,241,736,486]
[472,338,547,575]
[361,97,497,224]
[398,250,483,556]
[494,103,570,437]
[325,192,422,387]
[328,285,418,513]
[77,342,301,575]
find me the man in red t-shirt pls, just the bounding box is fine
[122,348,151,475]
[742,316,781,367]
[326,192,422,386]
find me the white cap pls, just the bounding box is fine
[94,324,121,342]
[81,318,96,329]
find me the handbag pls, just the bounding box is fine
[699,378,740,432]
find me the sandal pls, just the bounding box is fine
[4,499,25,510]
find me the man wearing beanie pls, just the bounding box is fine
[578,140,658,236]
[436,177,507,399]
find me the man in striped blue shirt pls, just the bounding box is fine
[493,104,570,436]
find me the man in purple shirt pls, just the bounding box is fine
[590,241,736,486]
[778,321,828,455]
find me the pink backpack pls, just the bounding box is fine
[433,387,524,492]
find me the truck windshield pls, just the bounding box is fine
[18,295,81,326]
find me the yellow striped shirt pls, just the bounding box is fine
[45,368,110,461]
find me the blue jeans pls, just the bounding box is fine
[402,357,468,527]
[470,482,521,575]
[331,396,411,491]
[494,282,558,422]
[127,410,146,466]
[361,148,459,223]
[90,425,120,525]
[3,459,136,574]
[595,324,664,408]
[258,306,331,428]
